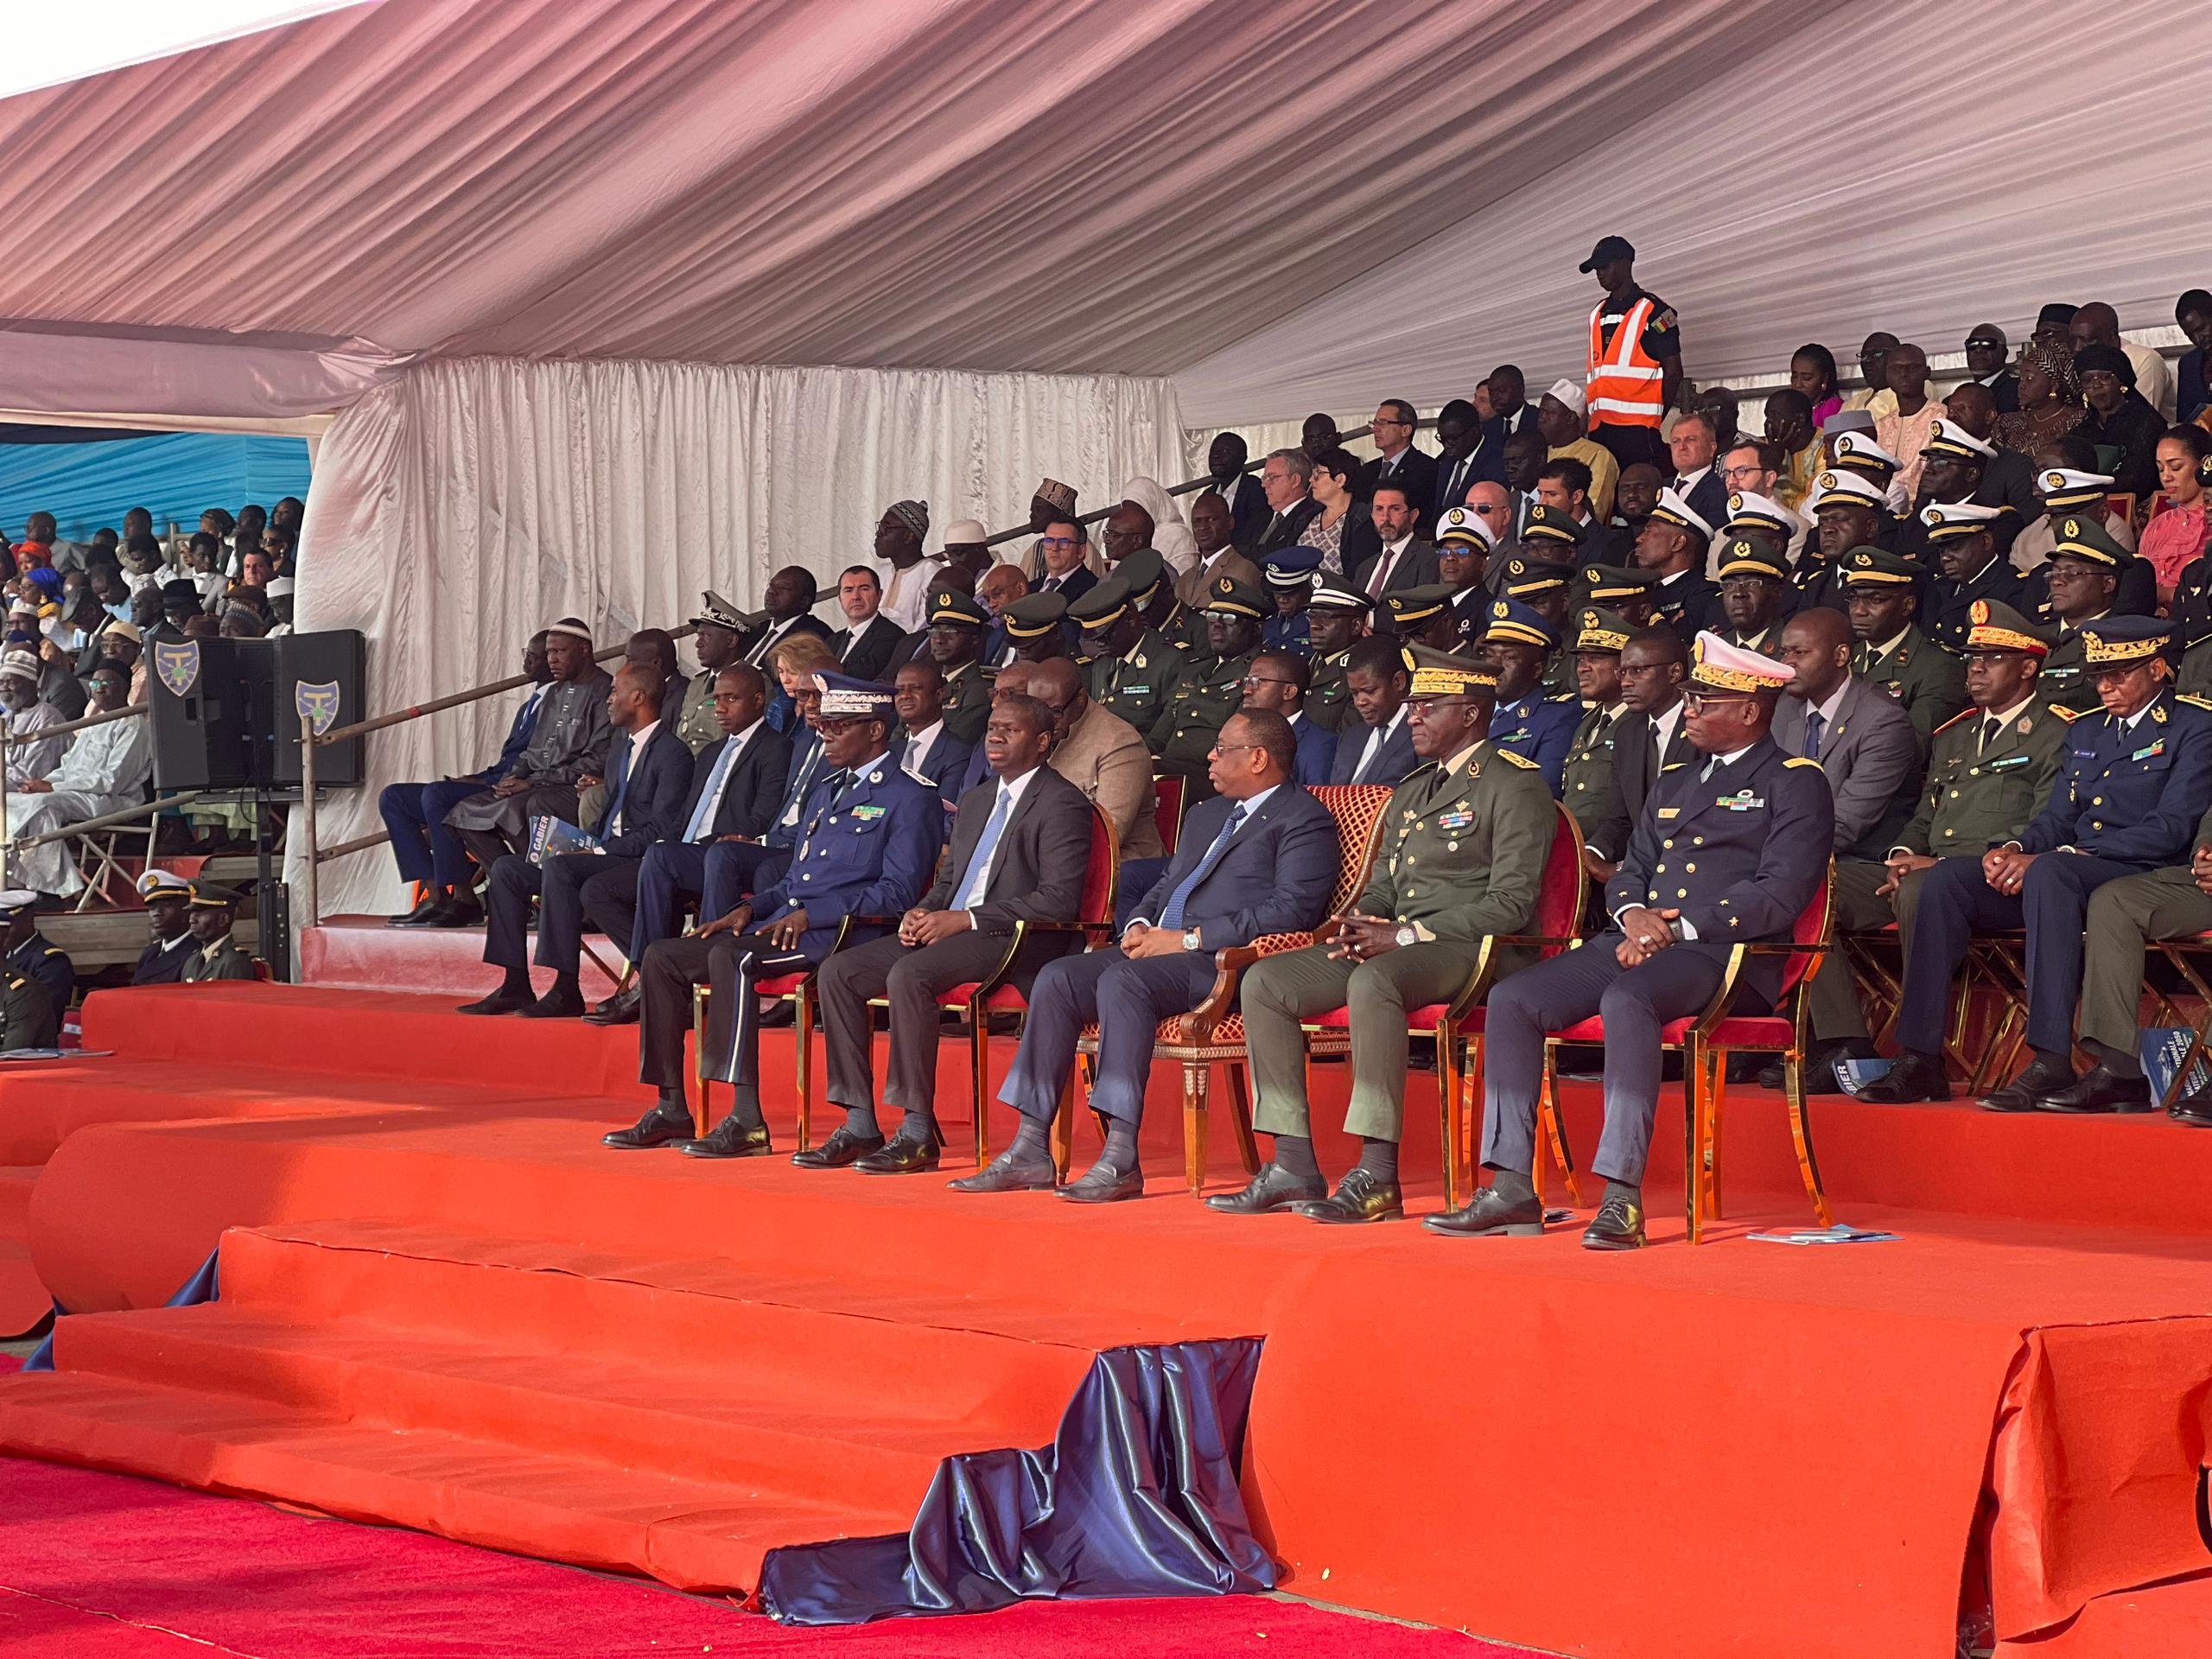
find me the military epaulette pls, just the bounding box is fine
[4,976,22,989]
[1496,749,1540,769]
[1544,692,1577,704]
[2050,705,2078,721]
[1933,709,1978,736]
[2179,695,2212,711]
[38,946,61,957]
[1661,761,1688,772]
[899,766,934,787]
[1784,756,1823,770]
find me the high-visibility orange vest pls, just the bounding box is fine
[1586,297,1667,429]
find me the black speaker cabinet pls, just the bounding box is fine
[148,630,365,792]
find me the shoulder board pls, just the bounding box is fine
[1933,709,1976,736]
[1784,757,1823,770]
[1544,693,1577,705]
[40,946,61,957]
[1496,749,1540,770]
[899,765,934,786]
[5,976,22,989]
[1661,761,1688,772]
[2179,695,2212,711]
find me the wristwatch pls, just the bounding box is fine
[1395,925,1419,948]
[1182,928,1203,951]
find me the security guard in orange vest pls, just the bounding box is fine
[1580,235,1682,474]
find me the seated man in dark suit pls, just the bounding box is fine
[581,663,791,1026]
[1033,517,1097,602]
[738,566,836,668]
[462,662,694,1019]
[1329,638,1416,785]
[810,695,1096,1175]
[831,566,904,683]
[891,659,973,803]
[382,630,550,925]
[1357,397,1440,510]
[1342,479,1440,601]
[957,709,1338,1201]
[606,674,945,1159]
[1238,650,1336,785]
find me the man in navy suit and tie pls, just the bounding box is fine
[383,630,551,925]
[1237,650,1337,785]
[1329,639,1417,785]
[892,660,974,803]
[810,694,1096,1174]
[1033,516,1097,603]
[462,662,696,1019]
[956,709,1338,1201]
[580,662,791,1026]
[607,673,944,1160]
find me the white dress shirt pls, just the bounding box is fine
[1365,534,1415,597]
[607,719,658,836]
[957,763,1041,908]
[1351,703,1408,782]
[902,718,946,775]
[690,718,760,837]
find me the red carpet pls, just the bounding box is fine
[0,982,2209,1659]
[0,1455,1519,1657]
[1994,1570,2212,1659]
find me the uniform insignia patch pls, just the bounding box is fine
[853,804,887,820]
[1439,810,1474,830]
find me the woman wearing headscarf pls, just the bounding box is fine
[1119,475,1198,575]
[1992,345,2086,456]
[2074,342,2166,502]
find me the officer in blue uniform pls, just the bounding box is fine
[0,892,72,1014]
[1262,544,1321,655]
[1479,595,1580,794]
[607,673,944,1158]
[1435,632,1834,1249]
[1859,616,2212,1109]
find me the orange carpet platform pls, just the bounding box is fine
[1,978,2209,1658]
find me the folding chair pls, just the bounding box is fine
[1537,862,1835,1244]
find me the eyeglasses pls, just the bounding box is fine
[1963,338,2003,351]
[1208,741,1260,758]
[1241,675,1295,690]
[1681,692,1751,713]
[1039,537,1081,551]
[1719,462,1767,483]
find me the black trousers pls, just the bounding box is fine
[637,930,814,1108]
[485,850,642,976]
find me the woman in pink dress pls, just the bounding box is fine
[2138,426,2212,601]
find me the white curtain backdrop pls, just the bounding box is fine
[293,354,1183,919]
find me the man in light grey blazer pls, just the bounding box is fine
[1769,605,1923,1081]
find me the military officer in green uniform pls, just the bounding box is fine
[1520,501,1594,570]
[1382,584,1462,655]
[1073,573,1180,735]
[1571,563,1660,629]
[1843,544,1968,744]
[1148,575,1267,778]
[1561,607,1633,836]
[1216,646,1558,1224]
[674,592,747,753]
[1304,574,1371,734]
[1713,530,1793,654]
[1800,600,2069,1081]
[2031,518,2129,717]
[180,880,257,982]
[1497,552,1577,696]
[925,588,995,745]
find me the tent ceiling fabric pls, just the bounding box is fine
[0,0,1810,420]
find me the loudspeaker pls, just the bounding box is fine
[272,630,365,788]
[147,630,366,793]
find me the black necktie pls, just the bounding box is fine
[1646,720,1662,780]
[1980,715,2002,754]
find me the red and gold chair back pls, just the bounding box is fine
[1152,775,1186,857]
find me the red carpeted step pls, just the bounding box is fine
[0,1168,48,1336]
[0,1369,906,1592]
[302,917,624,1001]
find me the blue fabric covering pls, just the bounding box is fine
[756,1337,1273,1625]
[22,1246,219,1372]
[0,433,312,543]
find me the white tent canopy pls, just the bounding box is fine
[4,0,2210,913]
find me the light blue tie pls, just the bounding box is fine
[954,785,1017,909]
[1802,709,1825,762]
[1159,804,1247,930]
[683,741,739,842]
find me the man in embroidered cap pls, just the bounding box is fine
[1923,501,2028,655]
[1440,632,1833,1249]
[1860,616,2212,1113]
[1535,385,1618,523]
[1224,646,1555,1224]
[176,880,255,982]
[1804,600,2070,1089]
[384,631,556,928]
[608,671,944,1159]
[131,868,198,986]
[7,662,150,901]
[1303,574,1371,733]
[1636,486,1719,645]
[1480,596,1580,794]
[938,518,995,594]
[873,500,941,635]
[1029,478,1079,534]
[1842,545,1967,743]
[444,619,615,906]
[0,647,63,790]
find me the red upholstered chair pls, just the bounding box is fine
[691,916,872,1145]
[2107,493,2138,530]
[1303,801,1586,1211]
[1535,861,1835,1244]
[1072,784,1392,1195]
[1152,775,1187,857]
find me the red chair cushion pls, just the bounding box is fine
[759,973,810,996]
[1310,1002,1463,1034]
[1553,1014,1791,1047]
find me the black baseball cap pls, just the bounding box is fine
[1578,235,1636,273]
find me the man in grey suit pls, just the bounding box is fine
[955,709,1338,1204]
[810,694,1096,1175]
[1770,605,1923,1077]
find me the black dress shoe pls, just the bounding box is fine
[948,1149,1058,1192]
[516,987,586,1020]
[1295,1167,1403,1225]
[1204,1162,1325,1215]
[1853,1051,1951,1103]
[2036,1064,2152,1115]
[1802,1041,1876,1095]
[601,1106,696,1149]
[1058,1161,1143,1204]
[389,891,447,927]
[2170,1085,2212,1127]
[1423,1185,1546,1237]
[854,1133,940,1175]
[456,987,533,1016]
[582,984,642,1026]
[678,1117,773,1160]
[428,896,485,929]
[791,1126,886,1169]
[1581,1192,1647,1251]
[1976,1057,2075,1114]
